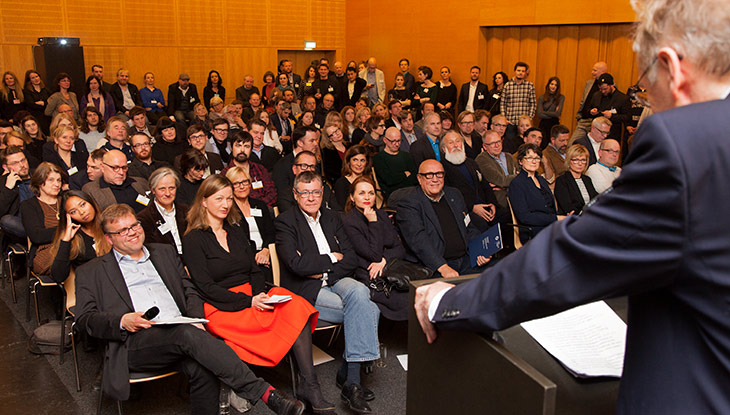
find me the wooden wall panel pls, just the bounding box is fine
[225,0,269,47]
[65,0,123,45]
[1,0,64,44]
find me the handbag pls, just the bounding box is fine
[370,259,433,297]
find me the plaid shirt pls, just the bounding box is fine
[222,160,278,207]
[500,79,536,124]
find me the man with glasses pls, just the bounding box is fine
[273,126,320,197]
[83,149,150,212]
[275,170,379,414]
[206,118,232,163]
[127,133,168,181]
[397,159,489,279]
[410,112,442,166]
[586,138,622,193]
[221,130,277,208]
[75,204,306,415]
[586,73,631,140]
[574,116,612,166]
[277,151,338,213]
[373,127,417,200]
[475,130,519,208]
[100,116,134,161]
[0,146,33,238]
[172,125,223,176]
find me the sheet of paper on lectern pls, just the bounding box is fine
[520,301,626,378]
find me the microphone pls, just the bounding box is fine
[142,306,159,321]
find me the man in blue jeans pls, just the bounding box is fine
[275,170,380,414]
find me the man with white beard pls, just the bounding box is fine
[441,132,513,247]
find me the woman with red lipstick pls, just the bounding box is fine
[49,190,111,283]
[342,176,409,321]
[183,175,335,413]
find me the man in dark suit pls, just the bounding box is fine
[248,119,281,172]
[574,116,612,166]
[277,151,339,213]
[409,112,442,166]
[75,204,304,415]
[274,171,379,413]
[343,67,366,108]
[0,146,32,238]
[109,69,142,119]
[398,110,424,152]
[91,64,113,94]
[384,100,402,130]
[397,159,489,279]
[457,66,490,113]
[272,126,320,198]
[279,59,302,92]
[415,1,730,412]
[167,73,200,125]
[271,101,294,153]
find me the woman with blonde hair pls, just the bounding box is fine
[43,126,88,176]
[183,175,334,413]
[554,144,597,215]
[351,106,370,143]
[320,123,350,183]
[1,71,25,121]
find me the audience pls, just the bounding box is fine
[500,62,536,153]
[23,70,51,134]
[586,138,622,193]
[137,166,188,256]
[435,66,457,117]
[273,126,319,197]
[475,130,519,208]
[0,146,33,238]
[152,116,188,166]
[45,73,79,119]
[139,72,166,125]
[99,116,134,160]
[575,116,612,166]
[457,66,489,113]
[248,118,281,172]
[542,124,570,185]
[397,110,422,152]
[409,112,442,165]
[278,151,339,213]
[320,123,349,184]
[373,127,417,201]
[586,73,631,140]
[554,144,598,215]
[80,75,115,122]
[413,66,437,113]
[571,61,608,143]
[78,107,106,150]
[128,132,168,180]
[207,118,232,163]
[176,148,208,206]
[223,130,277,208]
[43,126,87,179]
[82,149,150,212]
[127,106,153,138]
[109,68,142,118]
[21,162,64,275]
[1,71,25,121]
[69,148,104,191]
[455,111,482,159]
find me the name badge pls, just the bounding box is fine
[151,100,157,104]
[214,169,221,174]
[423,88,429,93]
[136,194,150,206]
[157,221,172,235]
[610,108,617,114]
[464,214,471,227]
[492,93,500,99]
[67,166,78,176]
[252,180,263,190]
[13,99,20,104]
[327,86,334,92]
[477,93,484,100]
[306,82,312,87]
[190,97,195,102]
[294,83,300,89]
[250,208,263,217]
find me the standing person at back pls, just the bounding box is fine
[571,62,608,143]
[500,62,536,154]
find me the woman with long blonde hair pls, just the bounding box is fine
[0,71,25,121]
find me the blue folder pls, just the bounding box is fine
[468,224,503,267]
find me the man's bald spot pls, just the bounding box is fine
[368,57,377,65]
[419,159,443,174]
[103,149,127,164]
[385,126,400,140]
[600,138,620,150]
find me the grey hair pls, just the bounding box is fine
[293,170,323,189]
[149,166,180,190]
[439,131,463,153]
[632,0,730,81]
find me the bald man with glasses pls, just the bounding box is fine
[83,149,150,212]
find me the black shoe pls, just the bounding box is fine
[336,372,374,401]
[296,374,336,413]
[267,389,305,415]
[340,383,372,414]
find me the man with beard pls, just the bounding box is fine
[542,124,570,185]
[457,66,490,113]
[222,130,277,208]
[373,127,417,200]
[0,146,33,238]
[127,133,169,180]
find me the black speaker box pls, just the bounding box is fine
[33,43,86,97]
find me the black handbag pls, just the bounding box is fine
[370,259,433,297]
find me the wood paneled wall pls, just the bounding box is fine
[0,0,345,105]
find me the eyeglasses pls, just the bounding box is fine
[106,221,142,237]
[5,158,28,167]
[327,129,341,138]
[595,127,611,136]
[484,141,502,147]
[132,142,150,148]
[523,156,542,162]
[459,121,474,125]
[189,133,207,141]
[294,163,316,171]
[232,179,251,188]
[213,128,229,133]
[418,171,445,179]
[627,56,658,108]
[570,158,587,163]
[103,162,129,172]
[295,189,324,198]
[601,148,620,154]
[492,123,507,128]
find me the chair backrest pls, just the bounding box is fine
[65,268,77,313]
[273,206,280,217]
[506,198,523,250]
[371,173,385,208]
[269,243,281,286]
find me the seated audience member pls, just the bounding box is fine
[351,107,370,142]
[282,88,301,119]
[75,203,305,415]
[296,110,315,130]
[275,171,380,412]
[273,126,320,196]
[222,130,277,208]
[45,73,79,119]
[21,162,64,274]
[4,131,40,169]
[574,116,612,166]
[360,115,385,156]
[455,111,482,159]
[208,96,225,121]
[373,127,417,201]
[413,102,434,133]
[138,167,188,255]
[0,146,33,238]
[152,116,188,167]
[174,125,224,176]
[182,175,331,413]
[80,75,115,122]
[473,109,491,145]
[278,151,339,213]
[139,71,166,125]
[43,126,87,179]
[207,118,232,163]
[397,110,423,152]
[475,129,519,208]
[542,124,570,185]
[439,110,455,133]
[225,167,275,279]
[70,148,105,191]
[397,159,489,278]
[99,116,134,160]
[315,94,336,128]
[20,115,47,161]
[49,190,111,283]
[320,123,350,184]
[203,70,225,111]
[255,110,283,154]
[127,106,153,138]
[261,71,277,110]
[554,144,598,215]
[409,112,442,166]
[340,106,356,140]
[342,176,409,321]
[242,93,263,124]
[371,103,387,120]
[248,119,281,172]
[109,68,143,118]
[223,102,245,131]
[333,145,375,209]
[513,127,553,181]
[586,138,622,193]
[191,103,211,137]
[441,131,511,234]
[176,148,208,206]
[507,143,565,244]
[128,132,168,181]
[167,73,200,124]
[235,75,260,109]
[83,149,150,212]
[78,107,106,151]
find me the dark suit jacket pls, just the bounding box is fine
[574,136,599,166]
[75,244,203,400]
[274,207,357,305]
[137,202,189,250]
[395,186,479,270]
[443,158,503,230]
[166,83,200,115]
[343,78,367,108]
[0,174,21,217]
[409,135,440,167]
[457,81,490,113]
[109,82,142,113]
[272,152,295,195]
[342,208,405,284]
[173,151,224,175]
[553,172,598,214]
[271,112,294,137]
[399,128,425,152]
[249,145,281,172]
[232,197,275,250]
[433,97,730,414]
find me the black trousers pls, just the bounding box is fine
[127,324,269,415]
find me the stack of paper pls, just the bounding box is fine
[263,295,292,304]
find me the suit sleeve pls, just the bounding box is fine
[434,114,686,330]
[75,260,127,342]
[274,213,339,277]
[396,199,448,270]
[342,212,385,264]
[476,155,517,188]
[325,215,359,285]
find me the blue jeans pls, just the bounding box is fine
[315,277,380,362]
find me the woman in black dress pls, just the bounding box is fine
[1,71,25,121]
[176,148,208,206]
[320,124,350,184]
[435,66,457,118]
[151,116,187,166]
[23,70,51,134]
[351,107,370,144]
[486,71,508,116]
[388,73,412,111]
[203,70,225,110]
[554,144,597,215]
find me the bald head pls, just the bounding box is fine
[101,150,129,185]
[417,159,445,198]
[598,138,621,167]
[368,58,377,71]
[383,126,402,154]
[592,62,608,79]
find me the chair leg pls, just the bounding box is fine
[30,279,41,326]
[25,266,33,322]
[97,382,104,415]
[59,289,67,364]
[288,353,298,397]
[7,253,16,304]
[116,400,123,415]
[70,322,81,392]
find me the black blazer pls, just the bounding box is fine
[272,152,295,195]
[507,170,557,242]
[249,145,281,173]
[271,112,294,138]
[166,83,201,115]
[75,244,203,400]
[137,202,189,250]
[343,78,367,108]
[553,172,598,215]
[342,208,405,284]
[41,140,88,176]
[443,157,501,230]
[109,82,142,113]
[457,81,490,113]
[321,145,347,184]
[274,207,357,305]
[20,196,56,261]
[233,197,275,250]
[202,85,226,109]
[173,151,224,175]
[409,135,440,167]
[0,174,21,217]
